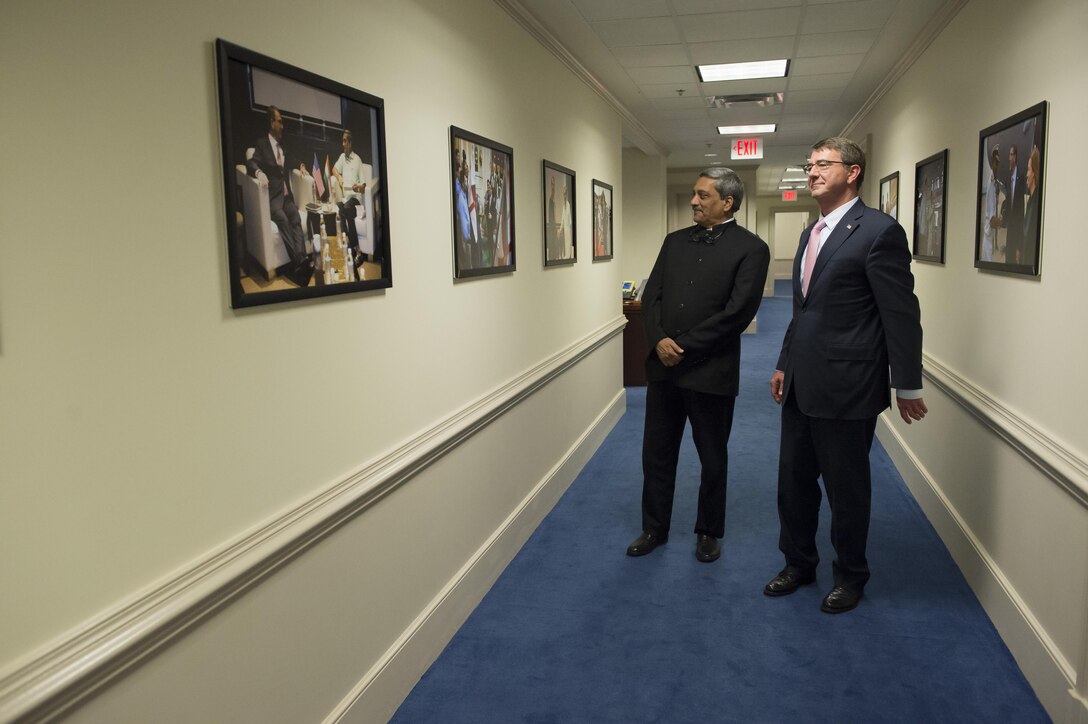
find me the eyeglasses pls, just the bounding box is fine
[802,160,854,173]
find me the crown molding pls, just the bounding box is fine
[494,0,668,158]
[843,0,969,135]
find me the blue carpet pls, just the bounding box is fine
[392,280,1048,723]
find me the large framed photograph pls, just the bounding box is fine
[879,171,899,221]
[450,126,515,279]
[215,39,391,308]
[912,150,947,264]
[543,160,577,266]
[592,180,613,261]
[974,102,1046,276]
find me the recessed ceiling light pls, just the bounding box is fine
[781,177,807,183]
[717,124,776,135]
[697,59,789,83]
[785,166,804,173]
[777,185,793,190]
[704,153,718,157]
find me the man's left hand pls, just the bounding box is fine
[896,396,928,424]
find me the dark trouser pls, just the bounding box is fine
[641,380,736,539]
[270,195,308,266]
[777,390,877,591]
[338,197,362,256]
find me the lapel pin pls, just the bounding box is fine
[847,224,853,230]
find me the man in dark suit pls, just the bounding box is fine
[1002,144,1026,264]
[767,137,927,613]
[627,167,770,563]
[246,105,314,287]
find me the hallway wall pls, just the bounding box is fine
[851,0,1088,720]
[0,0,630,720]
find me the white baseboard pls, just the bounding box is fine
[878,415,1082,722]
[0,317,626,724]
[326,388,626,723]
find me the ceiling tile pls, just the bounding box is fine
[627,65,701,84]
[571,0,670,21]
[786,72,853,90]
[688,36,795,65]
[795,29,878,57]
[611,44,690,67]
[590,17,681,47]
[801,0,897,34]
[672,0,801,13]
[677,6,803,43]
[790,53,865,75]
[649,95,712,109]
[640,82,702,98]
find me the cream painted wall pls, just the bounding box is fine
[850,0,1088,719]
[620,147,666,287]
[0,0,626,715]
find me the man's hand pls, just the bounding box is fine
[896,396,928,424]
[655,337,684,367]
[770,370,785,404]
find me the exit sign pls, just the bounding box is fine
[730,137,763,160]
[782,190,797,201]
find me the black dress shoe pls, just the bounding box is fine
[763,568,817,597]
[820,586,862,614]
[695,534,720,562]
[626,531,667,557]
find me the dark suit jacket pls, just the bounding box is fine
[777,200,922,420]
[643,221,770,396]
[247,136,297,206]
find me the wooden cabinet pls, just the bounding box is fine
[622,300,648,387]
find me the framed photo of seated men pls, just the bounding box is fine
[449,126,516,279]
[215,39,392,308]
[974,101,1047,277]
[542,160,577,267]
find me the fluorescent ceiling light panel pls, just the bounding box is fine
[717,124,776,135]
[781,177,807,183]
[697,59,789,82]
[785,166,805,172]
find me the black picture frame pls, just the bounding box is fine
[450,126,515,279]
[542,160,576,267]
[215,39,392,308]
[592,180,613,261]
[879,171,899,221]
[912,150,947,264]
[974,101,1047,276]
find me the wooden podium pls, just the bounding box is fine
[622,300,647,386]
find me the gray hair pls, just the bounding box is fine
[699,166,744,208]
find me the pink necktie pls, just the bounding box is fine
[802,219,827,297]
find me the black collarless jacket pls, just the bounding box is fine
[642,221,770,395]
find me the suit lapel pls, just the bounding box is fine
[806,201,866,297]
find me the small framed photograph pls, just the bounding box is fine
[215,39,392,308]
[879,171,899,220]
[974,101,1047,276]
[542,160,576,266]
[912,150,947,264]
[450,126,515,279]
[592,180,613,261]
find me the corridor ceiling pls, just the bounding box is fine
[499,0,963,195]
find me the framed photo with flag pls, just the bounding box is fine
[215,39,392,308]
